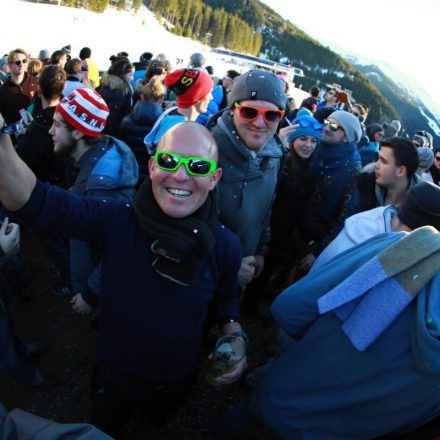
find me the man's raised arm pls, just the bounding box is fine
[0,124,37,211]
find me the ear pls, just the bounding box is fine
[396,165,407,178]
[148,155,155,175]
[209,167,222,191]
[72,129,85,141]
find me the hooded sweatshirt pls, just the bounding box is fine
[312,205,397,270]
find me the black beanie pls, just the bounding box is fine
[398,182,440,230]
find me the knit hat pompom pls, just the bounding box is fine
[329,110,362,143]
[164,68,213,108]
[398,182,440,230]
[288,108,323,144]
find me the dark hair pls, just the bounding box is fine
[79,47,91,60]
[145,59,164,82]
[226,69,240,80]
[108,59,134,78]
[39,65,66,101]
[65,58,82,75]
[140,51,153,62]
[380,137,419,180]
[50,50,66,66]
[206,65,214,75]
[310,86,320,98]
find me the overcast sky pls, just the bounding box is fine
[261,0,439,112]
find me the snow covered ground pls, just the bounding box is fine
[0,0,309,104]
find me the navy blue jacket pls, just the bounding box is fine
[13,182,242,383]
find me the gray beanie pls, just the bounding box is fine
[329,110,362,143]
[229,69,286,110]
[397,182,440,230]
[417,147,434,170]
[383,120,401,138]
[38,49,50,61]
[190,52,205,68]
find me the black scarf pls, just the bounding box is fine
[133,178,218,286]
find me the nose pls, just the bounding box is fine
[48,123,55,135]
[171,162,190,181]
[252,113,266,127]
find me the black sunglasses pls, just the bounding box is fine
[12,58,27,66]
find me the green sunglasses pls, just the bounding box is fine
[153,150,217,177]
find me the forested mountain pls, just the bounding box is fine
[145,0,397,123]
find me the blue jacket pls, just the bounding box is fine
[70,136,139,295]
[358,141,380,167]
[249,232,440,439]
[196,84,223,126]
[13,181,242,383]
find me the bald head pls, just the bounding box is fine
[158,121,219,162]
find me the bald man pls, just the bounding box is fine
[0,120,246,437]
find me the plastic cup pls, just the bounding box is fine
[205,334,246,386]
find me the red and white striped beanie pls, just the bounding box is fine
[56,88,109,137]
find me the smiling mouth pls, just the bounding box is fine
[167,188,191,198]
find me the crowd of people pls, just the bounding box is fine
[0,44,440,440]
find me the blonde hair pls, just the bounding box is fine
[28,59,42,76]
[142,75,165,103]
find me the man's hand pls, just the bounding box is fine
[253,255,265,279]
[16,111,33,136]
[278,123,300,147]
[0,217,20,256]
[212,355,247,385]
[71,293,93,314]
[299,253,316,272]
[238,256,256,286]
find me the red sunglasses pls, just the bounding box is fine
[234,103,284,125]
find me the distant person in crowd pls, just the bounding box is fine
[212,224,440,440]
[132,51,153,86]
[121,75,165,179]
[349,103,368,122]
[61,44,72,61]
[208,69,286,287]
[413,130,433,149]
[383,119,401,138]
[97,58,135,138]
[317,87,338,109]
[356,137,419,211]
[0,120,246,438]
[218,69,240,110]
[416,146,434,182]
[313,181,440,269]
[357,123,383,167]
[44,88,138,308]
[27,59,42,78]
[0,48,38,124]
[189,52,205,68]
[244,108,322,313]
[133,58,165,104]
[0,215,52,388]
[16,65,71,188]
[0,56,9,85]
[144,67,213,153]
[79,47,100,88]
[300,86,320,114]
[282,110,362,274]
[50,50,67,70]
[429,148,440,185]
[195,82,223,126]
[38,49,51,66]
[63,58,89,96]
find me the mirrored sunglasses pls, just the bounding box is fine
[324,119,343,132]
[154,150,217,177]
[234,103,284,124]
